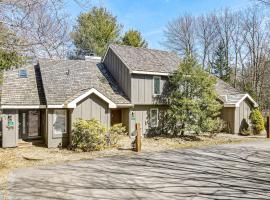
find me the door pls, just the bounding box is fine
[28,110,39,137]
[111,109,122,126]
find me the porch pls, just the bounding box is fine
[1,109,46,148]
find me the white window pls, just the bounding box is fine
[153,76,161,95]
[53,110,67,135]
[150,108,158,127]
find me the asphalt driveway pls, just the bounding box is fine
[7,140,270,200]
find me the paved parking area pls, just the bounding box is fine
[8,140,270,200]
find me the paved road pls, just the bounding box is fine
[8,140,270,200]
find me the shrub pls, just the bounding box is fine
[71,119,107,152]
[201,118,225,134]
[250,108,265,134]
[107,123,126,147]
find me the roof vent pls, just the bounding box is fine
[18,69,28,78]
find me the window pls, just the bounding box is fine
[53,110,67,135]
[150,108,158,127]
[18,69,28,78]
[153,76,161,95]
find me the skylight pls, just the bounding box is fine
[18,69,28,78]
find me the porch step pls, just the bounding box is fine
[18,140,33,148]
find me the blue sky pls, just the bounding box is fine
[66,0,255,50]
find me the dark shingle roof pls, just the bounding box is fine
[1,65,46,105]
[109,44,181,73]
[39,59,130,105]
[215,79,241,96]
[214,79,254,105]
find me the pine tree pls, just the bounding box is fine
[71,7,122,57]
[121,29,147,48]
[211,42,232,82]
[166,56,222,135]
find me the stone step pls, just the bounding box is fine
[18,141,33,148]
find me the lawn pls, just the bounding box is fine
[0,133,262,199]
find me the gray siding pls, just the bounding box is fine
[129,105,167,135]
[103,48,131,99]
[221,98,253,134]
[221,107,235,134]
[236,99,252,134]
[131,74,167,104]
[2,110,19,147]
[71,94,110,128]
[47,109,69,148]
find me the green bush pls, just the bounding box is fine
[201,118,225,134]
[250,108,265,134]
[71,119,107,152]
[107,123,126,147]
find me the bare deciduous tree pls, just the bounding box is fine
[0,0,90,59]
[164,6,270,109]
[163,14,196,57]
[196,13,217,69]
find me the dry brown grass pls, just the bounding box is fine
[0,134,261,199]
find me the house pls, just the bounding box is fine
[0,45,258,148]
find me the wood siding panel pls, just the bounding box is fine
[103,48,131,99]
[2,110,19,147]
[131,74,168,104]
[221,107,235,134]
[47,109,69,148]
[71,94,109,128]
[129,105,166,135]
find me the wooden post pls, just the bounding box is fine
[266,116,270,138]
[135,123,142,152]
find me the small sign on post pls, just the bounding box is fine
[135,123,142,152]
[267,116,270,138]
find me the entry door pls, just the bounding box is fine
[111,110,122,126]
[19,111,28,139]
[28,110,39,137]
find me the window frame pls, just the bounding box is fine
[150,108,159,127]
[153,76,161,96]
[52,109,67,137]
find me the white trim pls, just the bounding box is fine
[222,93,258,108]
[66,88,117,108]
[153,76,161,96]
[235,93,258,107]
[1,105,46,109]
[47,105,65,108]
[150,108,159,127]
[223,103,237,108]
[132,70,169,76]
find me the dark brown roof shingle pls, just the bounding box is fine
[109,44,181,73]
[39,59,130,105]
[1,65,46,105]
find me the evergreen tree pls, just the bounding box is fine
[211,42,232,82]
[121,29,147,48]
[0,23,23,70]
[71,7,122,57]
[166,56,222,135]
